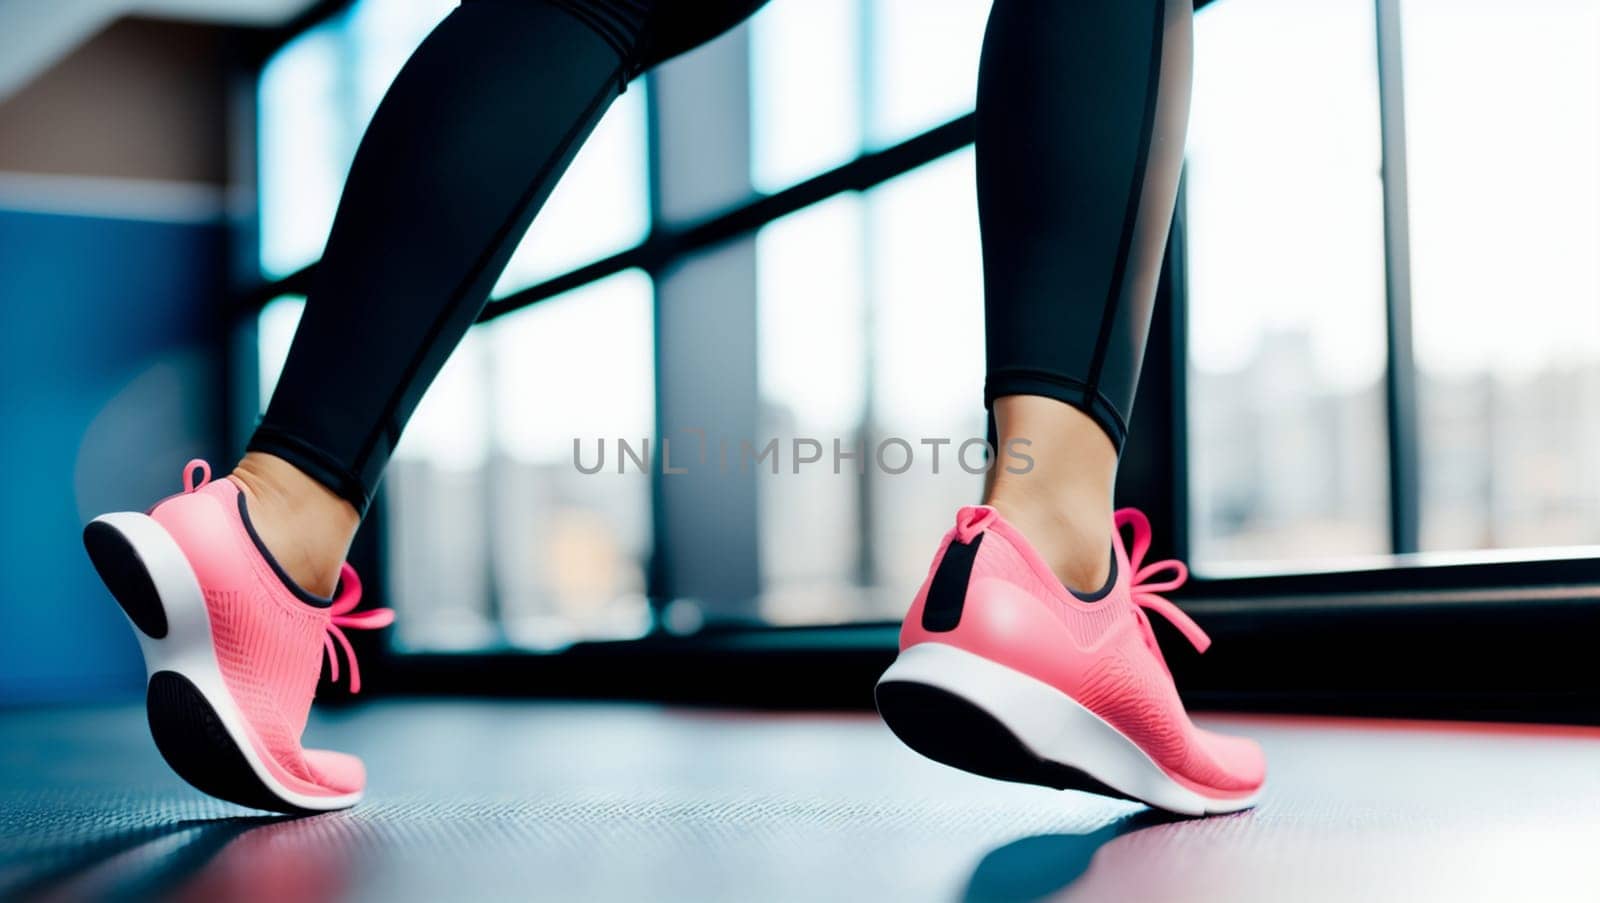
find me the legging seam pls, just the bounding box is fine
[349,65,626,484]
[1085,0,1166,393]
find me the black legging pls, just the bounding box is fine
[252,0,1192,512]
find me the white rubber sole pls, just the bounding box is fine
[875,642,1260,816]
[84,511,360,813]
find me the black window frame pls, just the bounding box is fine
[229,0,1600,723]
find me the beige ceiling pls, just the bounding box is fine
[0,0,320,102]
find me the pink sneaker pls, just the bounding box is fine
[876,505,1264,815]
[82,459,393,813]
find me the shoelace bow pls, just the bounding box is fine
[1117,507,1210,665]
[324,563,394,694]
[182,459,395,693]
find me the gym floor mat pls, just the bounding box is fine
[3,702,1597,901]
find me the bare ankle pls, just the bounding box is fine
[987,492,1113,595]
[984,395,1119,595]
[229,452,359,597]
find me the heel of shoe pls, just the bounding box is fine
[84,513,176,640]
[83,511,218,678]
[876,643,1136,802]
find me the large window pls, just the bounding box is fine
[1185,0,1600,573]
[755,195,870,623]
[389,273,655,650]
[1403,0,1600,554]
[1185,0,1391,568]
[252,0,1600,651]
[753,150,986,624]
[750,2,989,623]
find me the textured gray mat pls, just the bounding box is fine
[3,701,1599,902]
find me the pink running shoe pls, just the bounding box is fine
[82,459,393,813]
[876,505,1264,815]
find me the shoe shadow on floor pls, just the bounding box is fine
[962,808,1190,903]
[5,812,353,903]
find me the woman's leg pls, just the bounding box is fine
[878,3,1266,816]
[238,0,766,595]
[84,0,774,815]
[975,0,1193,593]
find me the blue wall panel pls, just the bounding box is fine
[0,208,227,704]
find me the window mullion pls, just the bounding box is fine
[1375,0,1421,555]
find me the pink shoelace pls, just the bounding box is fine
[323,563,394,694]
[182,459,395,693]
[1117,507,1210,668]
